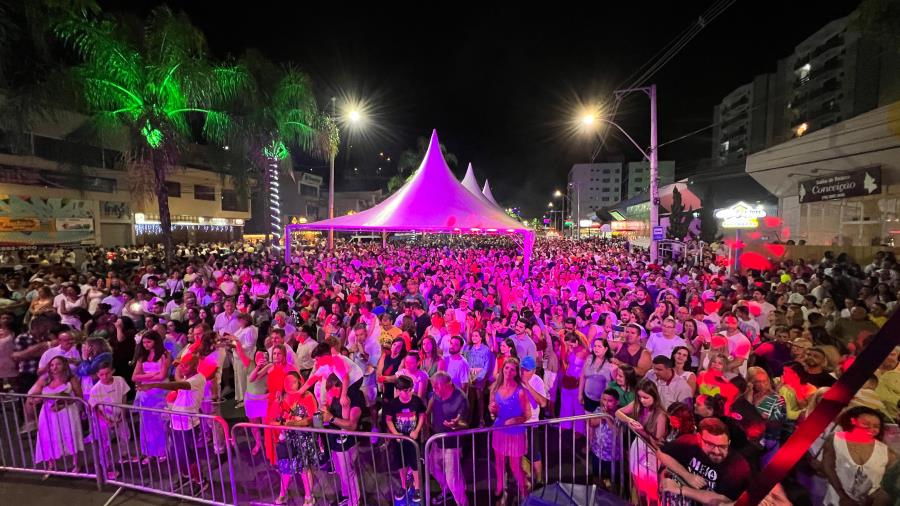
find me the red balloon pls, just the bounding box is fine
[739,252,772,271]
[704,300,722,314]
[748,231,762,240]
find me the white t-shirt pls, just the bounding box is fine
[234,325,258,357]
[725,331,752,377]
[526,374,546,422]
[89,376,131,420]
[213,311,241,335]
[316,355,364,386]
[171,373,206,431]
[645,333,687,360]
[441,355,470,390]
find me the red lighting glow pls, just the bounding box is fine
[739,252,772,271]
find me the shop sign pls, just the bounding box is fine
[798,166,881,203]
[55,218,94,231]
[715,202,766,229]
[0,217,40,232]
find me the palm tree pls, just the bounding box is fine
[237,52,326,243]
[54,6,249,260]
[387,136,458,193]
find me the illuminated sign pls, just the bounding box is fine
[715,202,767,229]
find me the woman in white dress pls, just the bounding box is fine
[57,284,87,330]
[615,379,667,506]
[29,355,85,471]
[823,406,897,506]
[85,278,106,315]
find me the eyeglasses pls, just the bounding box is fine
[700,437,730,452]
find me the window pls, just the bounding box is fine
[634,187,642,193]
[33,135,105,168]
[221,189,247,212]
[614,178,619,183]
[194,184,215,201]
[0,165,116,192]
[306,205,320,219]
[602,197,610,202]
[299,184,318,197]
[165,181,181,198]
[602,169,610,174]
[634,177,643,183]
[602,178,610,183]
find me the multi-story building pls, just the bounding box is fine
[0,106,251,247]
[625,161,675,199]
[568,162,623,221]
[712,74,777,166]
[775,13,882,143]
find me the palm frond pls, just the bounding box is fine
[54,15,142,94]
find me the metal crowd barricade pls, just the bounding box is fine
[423,413,607,506]
[619,420,690,506]
[92,401,238,506]
[0,392,102,487]
[231,422,423,506]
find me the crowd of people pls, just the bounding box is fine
[0,238,899,506]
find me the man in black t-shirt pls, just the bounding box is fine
[658,418,754,503]
[322,374,363,506]
[384,376,426,502]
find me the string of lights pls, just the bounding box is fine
[134,224,234,235]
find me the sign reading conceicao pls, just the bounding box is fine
[798,166,881,204]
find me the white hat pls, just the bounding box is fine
[788,293,805,305]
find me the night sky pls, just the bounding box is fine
[103,1,859,217]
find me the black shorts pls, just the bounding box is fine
[391,439,420,469]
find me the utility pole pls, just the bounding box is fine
[614,84,659,263]
[328,97,336,250]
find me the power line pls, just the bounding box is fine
[590,0,737,161]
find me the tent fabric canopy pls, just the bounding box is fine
[285,130,535,274]
[461,163,494,206]
[482,179,501,207]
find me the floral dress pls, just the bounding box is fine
[276,398,319,473]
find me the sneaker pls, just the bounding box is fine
[430,493,448,506]
[410,490,422,504]
[337,496,350,506]
[394,492,408,506]
[18,421,37,435]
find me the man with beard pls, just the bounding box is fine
[801,345,837,388]
[658,418,789,503]
[628,286,655,319]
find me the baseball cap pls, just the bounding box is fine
[521,356,537,371]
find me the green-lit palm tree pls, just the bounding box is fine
[54,6,249,260]
[238,52,332,243]
[387,136,458,193]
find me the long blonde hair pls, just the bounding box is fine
[490,356,524,396]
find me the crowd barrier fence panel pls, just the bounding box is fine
[231,421,423,506]
[423,413,611,506]
[0,392,102,489]
[92,401,237,506]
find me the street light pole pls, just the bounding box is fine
[612,84,659,263]
[328,151,335,250]
[328,97,336,251]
